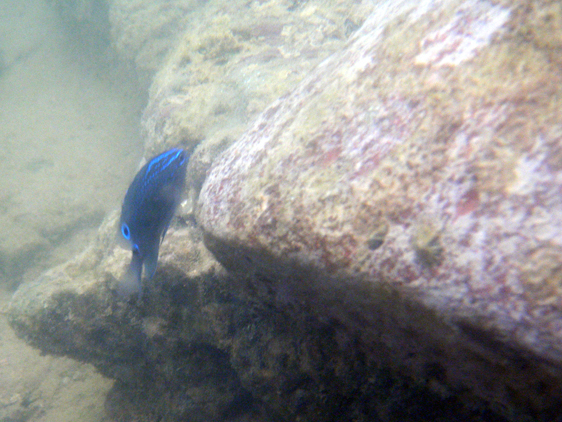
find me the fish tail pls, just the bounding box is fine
[117,250,143,298]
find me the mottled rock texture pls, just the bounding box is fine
[9,213,506,422]
[9,214,257,422]
[138,0,377,201]
[198,0,562,419]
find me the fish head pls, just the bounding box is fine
[119,206,164,259]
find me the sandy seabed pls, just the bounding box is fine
[0,0,145,420]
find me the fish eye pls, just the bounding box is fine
[121,223,130,240]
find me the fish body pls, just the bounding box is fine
[118,148,188,297]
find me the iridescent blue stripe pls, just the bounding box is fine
[147,149,183,175]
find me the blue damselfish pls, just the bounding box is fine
[118,148,188,298]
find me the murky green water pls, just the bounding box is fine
[0,0,144,420]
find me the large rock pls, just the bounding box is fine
[198,0,562,419]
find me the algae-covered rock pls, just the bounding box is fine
[8,212,255,421]
[137,0,378,205]
[198,0,562,419]
[8,212,511,422]
[140,0,373,154]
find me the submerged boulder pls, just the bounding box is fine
[198,0,562,419]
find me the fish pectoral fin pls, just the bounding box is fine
[144,244,161,279]
[117,250,143,299]
[160,224,170,244]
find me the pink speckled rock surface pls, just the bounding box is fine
[199,0,562,417]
